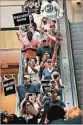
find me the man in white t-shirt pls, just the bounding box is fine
[41,0,60,23]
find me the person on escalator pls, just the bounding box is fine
[37,37,54,63]
[52,71,65,88]
[40,17,51,33]
[24,57,41,85]
[41,0,60,23]
[17,28,40,49]
[16,74,41,105]
[20,93,41,124]
[32,5,43,29]
[41,59,58,81]
[47,104,66,124]
[23,0,35,15]
[42,88,65,114]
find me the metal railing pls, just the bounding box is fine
[15,50,24,116]
[63,0,78,106]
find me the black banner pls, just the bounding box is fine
[13,11,29,26]
[42,85,51,93]
[3,78,16,96]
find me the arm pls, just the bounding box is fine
[55,2,60,19]
[57,35,63,41]
[17,26,26,42]
[30,65,38,73]
[40,56,46,68]
[20,97,26,115]
[41,31,57,42]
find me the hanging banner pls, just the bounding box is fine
[3,78,16,96]
[13,11,29,26]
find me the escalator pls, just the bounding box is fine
[16,0,83,117]
[58,0,83,109]
[70,22,83,109]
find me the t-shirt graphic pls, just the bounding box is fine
[45,4,53,13]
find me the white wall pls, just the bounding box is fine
[1,0,24,6]
[1,6,22,28]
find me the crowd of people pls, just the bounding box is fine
[1,0,83,124]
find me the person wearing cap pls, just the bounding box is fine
[16,74,40,103]
[37,38,54,63]
[50,79,60,91]
[42,59,59,81]
[41,0,60,23]
[42,88,65,112]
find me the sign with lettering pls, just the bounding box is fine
[42,85,51,93]
[13,11,29,26]
[3,78,16,96]
[41,80,50,93]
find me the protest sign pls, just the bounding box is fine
[13,11,29,26]
[3,78,16,96]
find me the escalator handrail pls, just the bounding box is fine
[63,0,78,107]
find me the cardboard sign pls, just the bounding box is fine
[3,78,16,96]
[13,11,29,26]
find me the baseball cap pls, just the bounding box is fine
[50,88,60,95]
[24,75,30,79]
